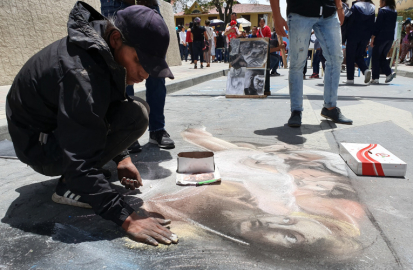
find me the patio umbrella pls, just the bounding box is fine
[236,18,251,27]
[210,19,224,26]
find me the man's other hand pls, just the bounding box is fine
[338,9,345,26]
[273,13,289,37]
[117,157,143,190]
[122,212,178,246]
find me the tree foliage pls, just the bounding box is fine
[173,0,239,24]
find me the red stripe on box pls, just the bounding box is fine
[356,144,376,176]
[363,144,385,176]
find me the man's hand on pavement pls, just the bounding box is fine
[122,212,178,246]
[117,157,142,190]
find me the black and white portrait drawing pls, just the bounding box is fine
[226,67,246,95]
[244,69,265,95]
[239,39,268,68]
[230,39,240,56]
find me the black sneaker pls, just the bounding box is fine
[128,141,142,153]
[320,107,353,125]
[52,177,92,209]
[149,130,175,149]
[288,110,302,127]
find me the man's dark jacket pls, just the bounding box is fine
[6,1,134,226]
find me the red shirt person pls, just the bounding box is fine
[257,17,271,38]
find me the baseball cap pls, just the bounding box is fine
[230,20,237,26]
[115,5,174,79]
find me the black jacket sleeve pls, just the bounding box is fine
[56,67,134,226]
[372,9,384,38]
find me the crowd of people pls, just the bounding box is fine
[176,12,286,72]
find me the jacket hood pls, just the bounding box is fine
[67,1,121,70]
[67,1,126,97]
[354,2,375,16]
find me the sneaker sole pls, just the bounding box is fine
[385,73,396,83]
[364,70,371,83]
[52,193,92,209]
[320,113,353,125]
[149,138,175,149]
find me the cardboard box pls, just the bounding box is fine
[339,143,407,177]
[176,151,221,185]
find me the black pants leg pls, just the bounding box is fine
[372,40,393,80]
[29,99,149,176]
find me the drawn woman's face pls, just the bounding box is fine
[241,42,267,67]
[148,128,365,257]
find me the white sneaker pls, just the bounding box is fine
[343,80,354,85]
[364,69,371,83]
[369,79,379,84]
[385,73,396,83]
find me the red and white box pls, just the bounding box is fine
[339,143,407,177]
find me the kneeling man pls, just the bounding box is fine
[6,2,177,246]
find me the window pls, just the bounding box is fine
[176,18,184,27]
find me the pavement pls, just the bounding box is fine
[1,61,413,269]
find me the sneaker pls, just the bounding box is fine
[343,80,354,85]
[320,107,352,125]
[149,130,175,149]
[52,177,92,208]
[310,73,319,79]
[200,65,204,69]
[128,141,142,153]
[194,64,197,69]
[364,69,371,83]
[385,73,396,83]
[369,79,379,84]
[270,72,280,77]
[288,110,302,127]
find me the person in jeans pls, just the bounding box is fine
[191,17,207,69]
[101,0,175,149]
[344,0,375,85]
[179,26,188,61]
[270,0,353,127]
[310,38,326,78]
[215,31,225,62]
[369,0,397,84]
[269,31,284,76]
[7,2,178,246]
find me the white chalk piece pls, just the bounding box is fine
[339,143,407,177]
[176,151,221,186]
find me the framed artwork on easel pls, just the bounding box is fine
[225,37,270,98]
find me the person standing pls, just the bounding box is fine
[187,22,194,63]
[270,0,353,127]
[257,18,271,38]
[215,31,225,62]
[400,24,412,63]
[248,26,258,38]
[310,38,326,78]
[101,0,176,149]
[179,26,188,62]
[343,0,375,85]
[204,20,214,67]
[191,17,207,69]
[370,0,397,84]
[225,12,244,32]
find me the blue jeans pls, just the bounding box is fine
[269,53,281,72]
[179,44,188,61]
[215,48,223,61]
[224,48,229,62]
[101,0,167,131]
[287,13,343,112]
